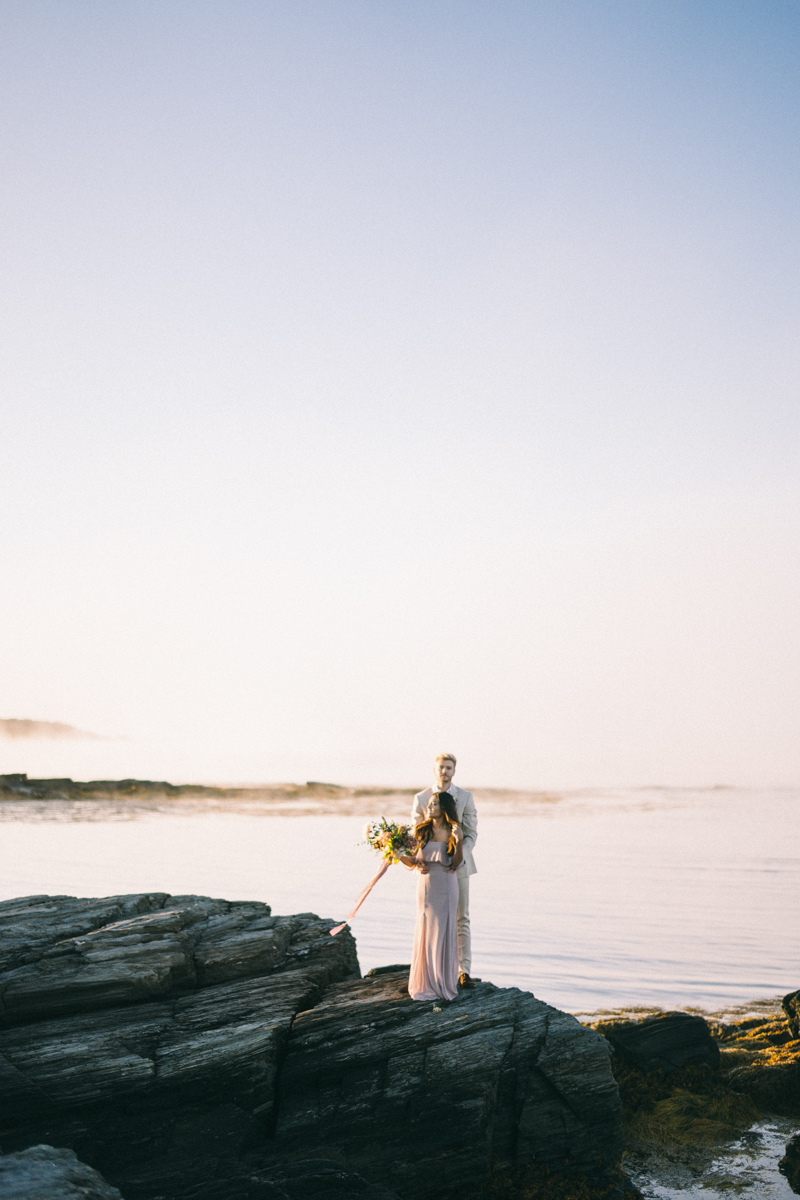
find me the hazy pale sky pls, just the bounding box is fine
[1,1,798,788]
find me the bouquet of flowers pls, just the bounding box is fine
[363,817,417,863]
[330,817,418,936]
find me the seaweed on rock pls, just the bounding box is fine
[591,1000,800,1155]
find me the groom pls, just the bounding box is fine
[412,752,478,988]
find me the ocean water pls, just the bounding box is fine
[1,785,797,1014]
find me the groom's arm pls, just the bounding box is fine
[460,791,478,854]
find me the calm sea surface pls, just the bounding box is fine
[1,786,798,1014]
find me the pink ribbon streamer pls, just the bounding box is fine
[330,859,392,935]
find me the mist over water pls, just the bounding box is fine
[2,785,797,1013]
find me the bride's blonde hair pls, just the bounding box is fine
[414,791,459,857]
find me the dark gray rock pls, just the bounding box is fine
[0,1144,122,1199]
[274,969,622,1199]
[714,1007,800,1117]
[0,897,623,1200]
[780,1132,800,1194]
[597,1011,720,1074]
[783,989,800,1039]
[726,1055,800,1117]
[0,893,359,1200]
[178,1159,399,1200]
[0,892,333,1024]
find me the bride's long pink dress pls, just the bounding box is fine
[408,840,459,1002]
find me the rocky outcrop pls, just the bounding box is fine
[725,1056,800,1115]
[783,990,800,1039]
[719,1006,800,1118]
[0,893,359,1200]
[596,1012,720,1074]
[594,1002,800,1163]
[274,968,622,1198]
[780,1132,800,1195]
[184,1159,400,1200]
[0,1147,399,1200]
[0,895,624,1200]
[0,1144,122,1200]
[590,1012,760,1149]
[0,891,349,1023]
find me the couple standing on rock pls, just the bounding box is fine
[398,752,478,1003]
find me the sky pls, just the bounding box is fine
[1,0,798,789]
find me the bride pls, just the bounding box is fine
[400,792,463,1001]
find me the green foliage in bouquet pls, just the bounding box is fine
[363,817,417,862]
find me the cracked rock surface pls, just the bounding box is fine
[0,893,359,1199]
[0,896,622,1200]
[274,969,622,1197]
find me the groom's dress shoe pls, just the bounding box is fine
[458,972,476,989]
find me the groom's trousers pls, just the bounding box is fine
[457,871,471,975]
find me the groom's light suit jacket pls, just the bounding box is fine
[412,784,478,876]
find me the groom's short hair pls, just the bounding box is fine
[435,752,457,767]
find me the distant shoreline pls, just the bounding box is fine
[0,772,412,800]
[0,772,568,820]
[1,774,789,818]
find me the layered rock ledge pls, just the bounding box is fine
[0,894,623,1200]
